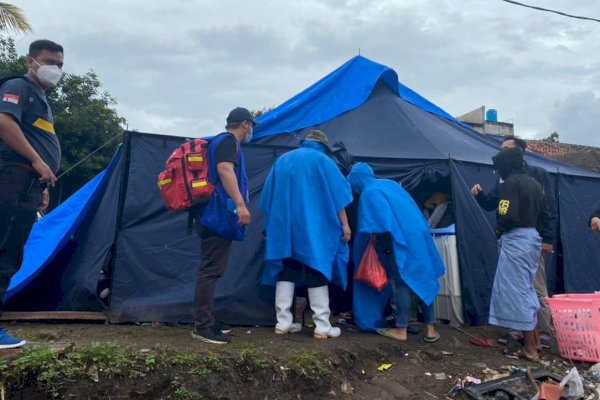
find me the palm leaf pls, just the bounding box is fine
[0,3,31,34]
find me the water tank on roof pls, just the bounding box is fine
[486,109,498,122]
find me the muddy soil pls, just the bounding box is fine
[0,321,591,399]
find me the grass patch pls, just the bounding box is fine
[171,375,202,400]
[193,351,227,377]
[0,341,334,398]
[288,351,330,379]
[239,345,271,369]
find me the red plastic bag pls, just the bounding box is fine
[355,237,388,291]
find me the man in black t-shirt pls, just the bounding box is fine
[0,40,64,349]
[190,107,254,345]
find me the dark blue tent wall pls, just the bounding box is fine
[107,133,292,324]
[557,174,600,292]
[6,55,600,326]
[5,147,124,311]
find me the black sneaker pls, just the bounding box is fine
[191,326,230,344]
[214,321,232,334]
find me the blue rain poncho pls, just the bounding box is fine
[259,144,353,288]
[347,163,445,331]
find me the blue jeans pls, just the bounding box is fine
[377,233,435,328]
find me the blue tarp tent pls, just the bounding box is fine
[6,56,600,325]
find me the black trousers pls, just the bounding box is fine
[279,258,328,288]
[0,165,42,313]
[193,224,232,329]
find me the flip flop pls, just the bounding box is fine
[376,328,407,342]
[470,337,499,348]
[503,347,539,362]
[497,331,522,344]
[423,331,441,343]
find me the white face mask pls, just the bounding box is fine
[33,59,62,87]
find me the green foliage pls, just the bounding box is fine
[288,351,329,379]
[543,131,560,143]
[0,36,126,206]
[171,375,202,400]
[0,37,24,76]
[72,341,136,373]
[0,3,31,34]
[251,105,275,120]
[201,352,225,372]
[0,342,335,398]
[239,345,270,369]
[171,352,198,366]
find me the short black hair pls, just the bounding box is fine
[29,40,64,58]
[503,135,527,151]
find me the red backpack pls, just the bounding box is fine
[157,138,214,211]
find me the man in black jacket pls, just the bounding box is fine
[471,136,556,342]
[486,147,546,360]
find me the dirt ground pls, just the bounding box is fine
[2,319,598,399]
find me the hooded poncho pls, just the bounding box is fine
[259,145,353,288]
[347,163,445,330]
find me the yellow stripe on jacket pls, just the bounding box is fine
[32,118,56,135]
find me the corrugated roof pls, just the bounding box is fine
[526,139,600,172]
[525,139,598,157]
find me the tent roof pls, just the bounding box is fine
[254,55,600,178]
[254,55,470,139]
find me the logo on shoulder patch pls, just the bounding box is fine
[2,93,19,104]
[498,200,510,216]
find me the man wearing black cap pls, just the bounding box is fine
[191,107,255,344]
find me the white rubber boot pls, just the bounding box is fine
[274,281,302,335]
[308,286,341,339]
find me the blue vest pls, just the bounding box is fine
[200,132,248,241]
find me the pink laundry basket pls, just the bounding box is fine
[546,294,600,362]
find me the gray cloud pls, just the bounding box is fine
[547,91,600,146]
[11,0,600,143]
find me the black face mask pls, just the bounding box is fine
[492,147,524,180]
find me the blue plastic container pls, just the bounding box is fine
[486,109,498,122]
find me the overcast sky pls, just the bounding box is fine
[11,0,600,146]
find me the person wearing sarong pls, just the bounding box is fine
[347,163,445,342]
[260,130,352,339]
[472,136,556,342]
[487,147,546,360]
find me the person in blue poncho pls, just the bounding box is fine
[347,163,445,343]
[260,130,353,339]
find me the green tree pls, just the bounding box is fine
[0,37,126,207]
[251,105,275,120]
[0,36,24,76]
[0,3,31,34]
[543,131,559,143]
[48,72,126,205]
